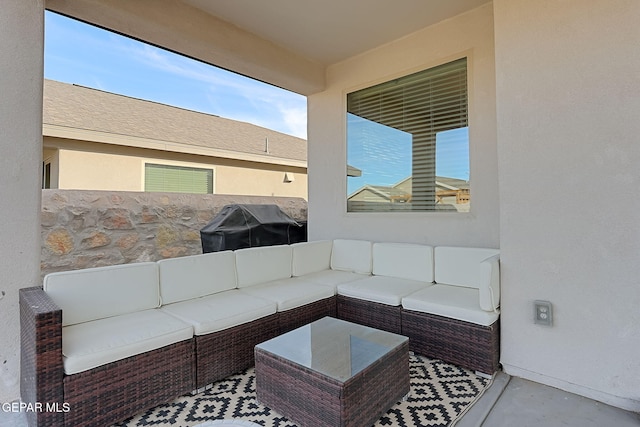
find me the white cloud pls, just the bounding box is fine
[280,105,307,139]
[114,35,308,138]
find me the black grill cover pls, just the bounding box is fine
[200,204,307,253]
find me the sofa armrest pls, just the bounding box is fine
[478,255,500,312]
[19,287,64,427]
[478,255,500,311]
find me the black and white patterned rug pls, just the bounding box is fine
[115,354,491,427]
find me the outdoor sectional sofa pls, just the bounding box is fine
[20,239,500,427]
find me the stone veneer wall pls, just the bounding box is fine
[40,190,308,279]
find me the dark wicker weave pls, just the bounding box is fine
[402,309,500,375]
[20,287,196,427]
[20,287,65,427]
[63,339,194,427]
[278,296,336,334]
[255,339,409,427]
[336,295,402,334]
[195,313,279,388]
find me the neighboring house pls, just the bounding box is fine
[348,176,470,212]
[3,0,640,415]
[42,79,308,198]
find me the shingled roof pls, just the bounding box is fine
[43,79,306,166]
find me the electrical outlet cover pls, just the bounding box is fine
[534,300,553,326]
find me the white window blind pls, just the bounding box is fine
[144,163,213,194]
[347,58,468,212]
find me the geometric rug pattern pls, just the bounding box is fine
[115,354,491,427]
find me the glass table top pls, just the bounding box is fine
[255,317,408,382]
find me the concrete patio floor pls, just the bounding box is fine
[457,372,640,427]
[2,372,638,427]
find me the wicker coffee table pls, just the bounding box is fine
[255,316,409,427]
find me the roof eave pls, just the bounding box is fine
[43,123,307,169]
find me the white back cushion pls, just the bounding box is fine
[158,251,237,305]
[330,239,372,274]
[373,243,434,282]
[435,246,500,289]
[291,240,333,276]
[43,262,160,327]
[235,245,292,288]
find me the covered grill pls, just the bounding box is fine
[200,204,307,253]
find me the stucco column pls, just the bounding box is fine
[0,0,45,403]
[494,0,640,410]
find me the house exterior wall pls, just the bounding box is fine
[307,3,498,248]
[43,147,60,188]
[46,137,308,199]
[57,148,142,191]
[2,0,637,412]
[214,166,307,197]
[493,0,640,410]
[0,0,44,404]
[349,189,387,203]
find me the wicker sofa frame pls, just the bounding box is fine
[402,309,500,374]
[20,288,336,427]
[194,296,336,389]
[336,295,402,334]
[335,295,500,375]
[279,296,337,334]
[20,287,196,427]
[20,239,499,426]
[195,313,279,389]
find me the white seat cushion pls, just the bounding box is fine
[402,285,500,326]
[158,251,237,305]
[235,245,292,288]
[330,239,373,274]
[44,262,160,327]
[435,246,500,311]
[435,246,499,289]
[337,276,430,306]
[160,289,277,335]
[62,309,193,375]
[373,242,434,282]
[291,240,333,276]
[296,269,369,292]
[240,278,334,311]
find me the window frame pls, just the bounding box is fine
[344,56,471,215]
[42,160,52,189]
[144,162,215,194]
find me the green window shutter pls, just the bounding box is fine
[144,163,213,194]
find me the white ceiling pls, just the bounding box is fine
[183,0,490,66]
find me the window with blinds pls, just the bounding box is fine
[144,163,213,194]
[346,58,469,213]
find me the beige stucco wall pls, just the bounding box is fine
[494,0,640,410]
[46,137,308,199]
[57,148,142,190]
[3,0,637,412]
[307,3,498,248]
[215,166,306,197]
[0,0,44,404]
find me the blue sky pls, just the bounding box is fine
[44,11,307,139]
[347,114,469,195]
[45,11,468,193]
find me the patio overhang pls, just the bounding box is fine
[45,0,490,96]
[46,0,326,95]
